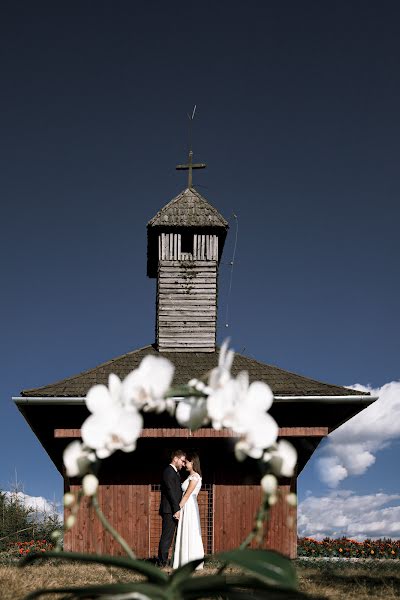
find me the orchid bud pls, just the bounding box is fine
[261,474,278,495]
[234,441,248,462]
[63,493,75,507]
[287,515,295,528]
[65,515,76,530]
[268,494,278,506]
[82,474,99,497]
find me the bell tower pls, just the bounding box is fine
[147,152,228,352]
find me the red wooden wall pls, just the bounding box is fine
[64,484,149,557]
[213,482,297,558]
[64,481,297,559]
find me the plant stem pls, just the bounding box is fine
[165,385,206,398]
[239,495,269,550]
[215,489,270,575]
[91,494,136,560]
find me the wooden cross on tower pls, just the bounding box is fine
[176,150,206,189]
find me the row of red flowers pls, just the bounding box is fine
[8,539,54,556]
[298,536,400,558]
[4,537,400,559]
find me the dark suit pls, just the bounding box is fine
[158,464,182,566]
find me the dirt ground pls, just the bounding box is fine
[0,561,399,600]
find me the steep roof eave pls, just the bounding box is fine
[19,344,370,399]
[13,394,376,405]
[147,187,228,228]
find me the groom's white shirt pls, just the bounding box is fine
[169,463,178,472]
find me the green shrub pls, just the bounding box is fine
[0,488,61,552]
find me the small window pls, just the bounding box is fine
[181,232,193,254]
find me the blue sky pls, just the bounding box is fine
[1,1,399,539]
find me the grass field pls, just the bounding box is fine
[0,560,399,600]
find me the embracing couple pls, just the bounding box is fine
[158,449,204,569]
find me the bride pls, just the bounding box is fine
[172,451,204,569]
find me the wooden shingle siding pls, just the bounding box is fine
[157,261,217,352]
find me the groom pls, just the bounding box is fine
[157,449,186,567]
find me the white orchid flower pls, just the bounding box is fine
[207,378,239,430]
[230,375,275,431]
[265,439,297,477]
[81,373,143,459]
[81,405,143,459]
[232,376,278,458]
[175,397,209,430]
[208,367,278,459]
[240,413,279,459]
[208,339,234,390]
[183,343,232,425]
[63,440,96,477]
[122,355,174,413]
[86,374,122,414]
[188,378,212,395]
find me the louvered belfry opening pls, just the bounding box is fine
[147,187,228,353]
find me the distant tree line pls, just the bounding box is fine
[0,487,62,550]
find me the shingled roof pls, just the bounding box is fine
[147,188,228,228]
[21,345,365,398]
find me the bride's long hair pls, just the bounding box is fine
[186,451,202,477]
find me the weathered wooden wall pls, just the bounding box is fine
[157,260,217,352]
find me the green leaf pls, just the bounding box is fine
[224,576,313,599]
[214,549,298,591]
[180,575,311,600]
[168,558,204,588]
[23,581,168,600]
[20,550,168,583]
[179,574,237,596]
[179,575,288,599]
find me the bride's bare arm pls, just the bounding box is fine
[179,475,199,509]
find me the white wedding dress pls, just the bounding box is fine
[172,474,204,569]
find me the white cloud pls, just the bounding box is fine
[316,381,400,487]
[298,490,400,540]
[4,491,62,521]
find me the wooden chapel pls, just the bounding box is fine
[14,153,375,559]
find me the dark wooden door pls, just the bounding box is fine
[149,485,213,557]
